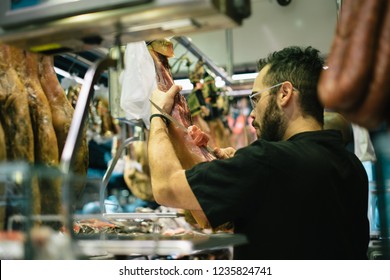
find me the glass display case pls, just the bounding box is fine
[0,162,246,259]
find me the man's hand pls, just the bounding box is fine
[150,85,182,115]
[214,147,236,159]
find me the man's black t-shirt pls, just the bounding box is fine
[186,130,369,260]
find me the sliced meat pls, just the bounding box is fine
[188,125,210,147]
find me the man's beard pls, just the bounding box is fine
[258,96,287,141]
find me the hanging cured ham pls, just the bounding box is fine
[147,39,215,228]
[0,44,90,229]
[0,44,41,218]
[7,46,63,226]
[38,55,89,176]
[38,54,89,201]
[147,40,215,167]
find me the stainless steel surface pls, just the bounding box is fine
[77,239,195,256]
[7,214,65,232]
[59,56,117,236]
[0,0,151,27]
[100,136,140,213]
[0,0,249,54]
[103,212,181,220]
[108,46,126,118]
[174,36,234,86]
[77,233,247,256]
[225,29,234,77]
[60,56,117,174]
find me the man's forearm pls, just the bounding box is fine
[148,118,184,205]
[148,85,203,211]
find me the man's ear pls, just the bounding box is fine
[279,82,294,107]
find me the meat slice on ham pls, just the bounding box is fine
[188,125,210,148]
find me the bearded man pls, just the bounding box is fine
[148,46,369,260]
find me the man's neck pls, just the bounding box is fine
[282,116,323,140]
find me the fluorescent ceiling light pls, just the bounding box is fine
[54,65,255,96]
[174,76,226,91]
[232,72,257,81]
[54,66,100,90]
[54,66,85,84]
[127,18,194,32]
[55,66,194,92]
[215,76,226,88]
[226,89,251,96]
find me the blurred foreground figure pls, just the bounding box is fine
[318,0,390,129]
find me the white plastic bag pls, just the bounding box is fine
[352,123,377,162]
[120,41,157,129]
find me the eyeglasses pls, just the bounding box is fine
[249,82,285,109]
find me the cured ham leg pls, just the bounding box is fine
[148,40,215,167]
[0,46,35,162]
[147,40,215,228]
[30,53,62,164]
[8,46,62,228]
[38,55,89,200]
[0,45,41,217]
[9,48,60,167]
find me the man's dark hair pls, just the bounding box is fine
[257,46,325,125]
